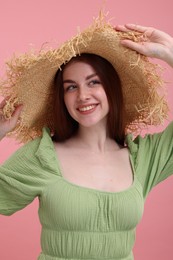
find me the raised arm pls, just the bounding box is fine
[0,98,22,140]
[115,24,173,67]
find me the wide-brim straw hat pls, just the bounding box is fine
[0,13,169,143]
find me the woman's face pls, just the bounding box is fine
[63,61,109,128]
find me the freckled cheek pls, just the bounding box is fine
[96,90,109,109]
[64,95,76,115]
[105,103,110,115]
[103,95,110,114]
[63,95,68,108]
[95,88,107,98]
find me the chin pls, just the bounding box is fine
[78,118,107,128]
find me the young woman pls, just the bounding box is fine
[0,22,173,260]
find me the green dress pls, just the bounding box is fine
[1,122,173,260]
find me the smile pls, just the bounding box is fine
[78,104,97,112]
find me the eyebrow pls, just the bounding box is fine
[63,73,98,84]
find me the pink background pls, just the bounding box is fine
[0,0,173,259]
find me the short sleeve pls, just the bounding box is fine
[126,122,173,199]
[0,128,56,216]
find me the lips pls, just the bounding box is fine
[77,104,98,113]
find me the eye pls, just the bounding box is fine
[89,79,101,86]
[64,85,77,92]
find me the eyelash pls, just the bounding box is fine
[89,80,101,86]
[65,85,77,92]
[64,79,101,92]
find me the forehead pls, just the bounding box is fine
[63,61,96,79]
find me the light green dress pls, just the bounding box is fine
[1,123,173,260]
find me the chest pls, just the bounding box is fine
[54,146,134,193]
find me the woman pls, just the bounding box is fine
[0,21,173,259]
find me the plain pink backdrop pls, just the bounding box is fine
[0,0,173,259]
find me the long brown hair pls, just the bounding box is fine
[52,53,125,145]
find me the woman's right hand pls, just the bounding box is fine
[0,98,23,140]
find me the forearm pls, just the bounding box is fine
[163,45,173,67]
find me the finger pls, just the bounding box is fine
[124,24,148,33]
[115,25,130,32]
[0,98,8,109]
[9,105,23,128]
[0,112,5,121]
[11,105,23,118]
[121,40,146,55]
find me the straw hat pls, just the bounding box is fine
[0,13,169,143]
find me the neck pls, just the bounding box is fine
[71,123,119,153]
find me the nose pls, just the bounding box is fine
[77,86,90,101]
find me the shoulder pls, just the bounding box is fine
[3,127,52,169]
[126,121,173,154]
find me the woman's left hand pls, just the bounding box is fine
[115,24,173,67]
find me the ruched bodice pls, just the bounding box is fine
[38,175,144,259]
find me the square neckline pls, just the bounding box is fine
[51,139,137,195]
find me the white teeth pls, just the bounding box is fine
[78,105,96,112]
